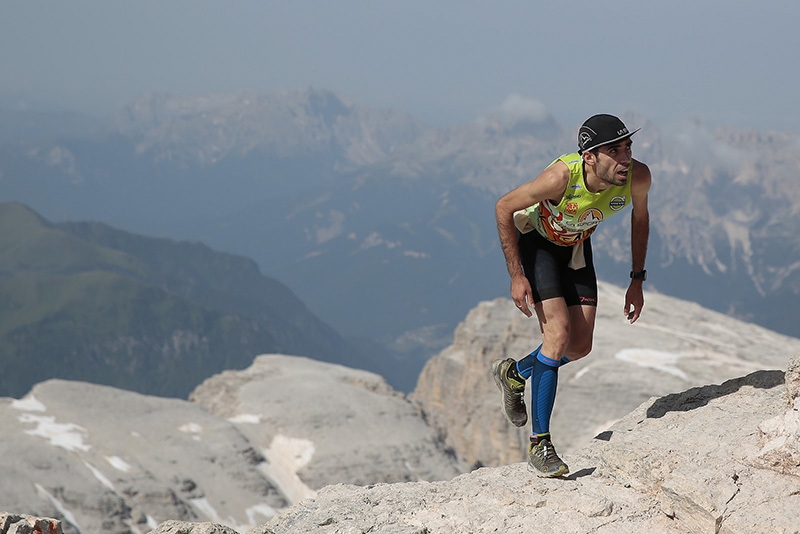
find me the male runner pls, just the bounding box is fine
[492,114,651,477]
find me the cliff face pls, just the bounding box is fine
[252,356,800,534]
[410,282,800,468]
[1,379,287,534]
[189,354,467,492]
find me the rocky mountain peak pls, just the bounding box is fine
[411,282,800,468]
[111,88,423,168]
[252,354,800,533]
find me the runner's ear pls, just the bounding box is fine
[581,150,596,166]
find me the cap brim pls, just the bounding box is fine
[582,127,641,153]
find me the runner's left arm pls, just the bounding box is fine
[625,159,651,323]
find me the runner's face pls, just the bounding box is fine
[595,139,633,186]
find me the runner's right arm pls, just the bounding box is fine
[495,161,570,316]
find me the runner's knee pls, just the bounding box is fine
[566,335,593,359]
[542,325,571,356]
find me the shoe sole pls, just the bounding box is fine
[491,359,527,427]
[527,462,569,478]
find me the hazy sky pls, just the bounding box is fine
[2,1,797,130]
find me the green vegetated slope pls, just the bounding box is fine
[0,202,354,398]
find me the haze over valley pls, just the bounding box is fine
[2,88,800,394]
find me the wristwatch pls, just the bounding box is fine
[630,270,647,281]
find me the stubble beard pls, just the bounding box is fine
[598,161,628,187]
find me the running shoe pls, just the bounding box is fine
[491,358,528,427]
[528,438,569,478]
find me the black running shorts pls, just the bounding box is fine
[517,230,598,307]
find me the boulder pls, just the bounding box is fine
[147,520,239,534]
[0,513,62,534]
[411,284,800,468]
[251,361,800,534]
[190,354,467,494]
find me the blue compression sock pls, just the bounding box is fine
[531,352,561,435]
[515,344,542,379]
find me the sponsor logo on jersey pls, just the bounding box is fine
[565,194,581,200]
[569,184,582,189]
[565,202,578,215]
[577,208,603,226]
[609,195,627,211]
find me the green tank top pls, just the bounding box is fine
[517,153,632,246]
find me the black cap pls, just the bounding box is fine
[577,114,640,153]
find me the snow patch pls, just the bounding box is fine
[357,232,400,251]
[145,515,159,530]
[572,364,594,382]
[260,434,317,504]
[245,503,276,525]
[191,497,222,523]
[635,321,735,350]
[178,422,203,433]
[314,209,345,244]
[36,483,83,533]
[615,349,688,380]
[19,414,91,452]
[11,395,47,412]
[105,455,133,473]
[302,250,323,260]
[403,250,429,258]
[84,461,115,490]
[228,413,262,424]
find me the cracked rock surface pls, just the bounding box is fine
[250,358,800,534]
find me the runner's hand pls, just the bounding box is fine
[624,282,644,323]
[511,275,533,317]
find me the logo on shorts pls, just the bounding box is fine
[565,202,578,215]
[609,195,627,211]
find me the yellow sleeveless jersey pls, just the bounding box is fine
[515,153,632,246]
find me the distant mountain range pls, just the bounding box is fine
[0,202,364,398]
[2,88,798,387]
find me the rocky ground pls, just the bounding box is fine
[14,355,800,534]
[411,281,800,468]
[249,356,800,534]
[3,283,800,533]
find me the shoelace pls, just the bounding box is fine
[534,442,557,464]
